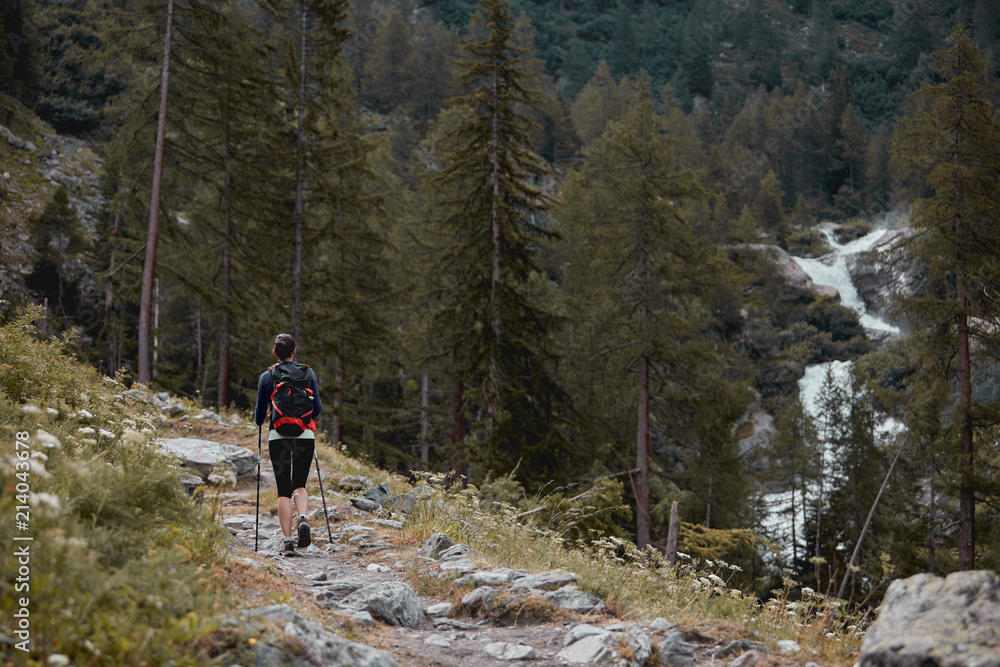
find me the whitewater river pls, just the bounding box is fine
[760,224,902,559]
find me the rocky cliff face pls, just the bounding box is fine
[845,227,918,332]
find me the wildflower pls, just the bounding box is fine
[20,405,42,416]
[786,602,799,610]
[802,587,815,596]
[708,574,724,585]
[677,552,691,560]
[705,559,714,567]
[35,429,62,449]
[728,563,743,572]
[30,492,61,512]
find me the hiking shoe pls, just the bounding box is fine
[281,538,296,556]
[296,515,311,548]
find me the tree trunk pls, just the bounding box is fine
[815,440,825,585]
[955,112,975,572]
[451,375,467,482]
[333,355,344,445]
[487,55,502,437]
[928,456,937,574]
[837,439,905,600]
[138,0,174,385]
[217,133,232,410]
[665,500,680,564]
[290,0,307,340]
[420,371,430,467]
[636,229,650,550]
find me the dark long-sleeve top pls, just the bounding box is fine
[254,360,322,440]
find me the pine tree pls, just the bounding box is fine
[560,72,749,548]
[570,60,624,145]
[361,5,413,114]
[892,27,1000,570]
[427,0,566,487]
[766,397,818,568]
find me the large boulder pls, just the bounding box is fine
[727,243,839,300]
[340,582,425,628]
[155,437,257,480]
[858,571,1000,667]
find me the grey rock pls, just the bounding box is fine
[418,532,455,559]
[314,578,366,601]
[461,586,496,608]
[339,475,373,491]
[858,570,1000,667]
[433,617,482,631]
[649,617,671,632]
[847,226,917,327]
[24,141,37,154]
[729,650,764,667]
[439,543,474,561]
[222,515,255,531]
[725,243,836,299]
[351,497,382,512]
[232,604,399,667]
[544,586,605,613]
[455,568,516,587]
[387,491,417,514]
[340,581,425,627]
[367,518,404,529]
[556,634,613,663]
[424,634,453,648]
[5,132,25,149]
[776,639,801,654]
[625,630,653,665]
[155,437,257,479]
[712,641,770,659]
[658,631,695,666]
[438,558,479,573]
[364,481,392,505]
[351,611,374,627]
[509,568,578,592]
[425,602,454,618]
[564,624,609,648]
[119,389,153,403]
[485,642,536,661]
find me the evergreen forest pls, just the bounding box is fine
[4,0,1000,606]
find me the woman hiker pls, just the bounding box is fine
[254,333,322,555]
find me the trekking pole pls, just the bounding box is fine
[255,424,261,552]
[314,446,334,544]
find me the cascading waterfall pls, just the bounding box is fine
[760,223,902,560]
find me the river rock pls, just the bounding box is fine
[341,581,425,627]
[858,570,1000,667]
[155,437,257,479]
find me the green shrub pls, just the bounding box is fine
[0,308,234,665]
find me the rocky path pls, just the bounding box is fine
[213,487,815,667]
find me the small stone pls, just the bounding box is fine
[367,518,404,529]
[455,568,515,587]
[776,639,801,654]
[556,634,613,663]
[729,649,764,667]
[461,586,495,607]
[425,602,454,618]
[650,617,671,632]
[439,543,474,561]
[424,634,452,648]
[309,572,328,582]
[418,532,455,559]
[366,563,390,573]
[713,641,770,659]
[626,629,653,665]
[364,481,393,505]
[339,475,372,491]
[484,642,536,661]
[351,497,382,512]
[563,624,609,648]
[509,568,578,592]
[351,611,374,627]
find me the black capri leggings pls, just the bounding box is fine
[268,438,315,499]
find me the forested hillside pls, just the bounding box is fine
[3,0,1000,608]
